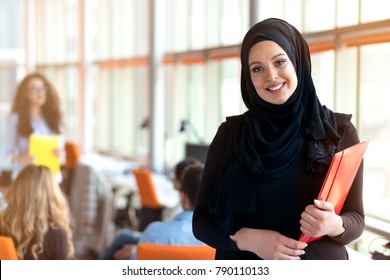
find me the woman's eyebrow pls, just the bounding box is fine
[272,53,286,60]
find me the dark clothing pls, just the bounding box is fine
[192,114,364,260]
[24,227,69,260]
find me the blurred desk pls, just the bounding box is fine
[109,172,180,209]
[80,153,180,208]
[79,153,140,177]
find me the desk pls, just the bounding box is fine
[80,153,180,209]
[79,153,140,177]
[109,173,180,208]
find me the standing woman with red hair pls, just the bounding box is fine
[4,72,63,181]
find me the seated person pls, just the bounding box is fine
[0,164,75,259]
[101,162,205,260]
[172,157,201,191]
[163,156,202,220]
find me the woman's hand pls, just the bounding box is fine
[113,244,136,260]
[12,154,35,165]
[230,228,307,260]
[52,147,63,157]
[300,199,345,239]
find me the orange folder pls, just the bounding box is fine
[299,140,369,243]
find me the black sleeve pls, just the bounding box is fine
[330,121,365,245]
[192,121,238,251]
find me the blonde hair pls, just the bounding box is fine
[0,165,74,259]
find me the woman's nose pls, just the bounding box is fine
[266,68,279,81]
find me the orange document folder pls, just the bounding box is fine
[299,140,369,243]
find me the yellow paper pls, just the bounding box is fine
[29,134,60,174]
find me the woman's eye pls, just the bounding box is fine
[276,59,286,66]
[251,66,263,73]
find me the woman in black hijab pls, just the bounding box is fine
[192,18,364,260]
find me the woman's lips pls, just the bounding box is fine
[266,82,285,93]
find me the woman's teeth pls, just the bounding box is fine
[269,84,283,91]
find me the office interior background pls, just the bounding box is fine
[0,0,390,257]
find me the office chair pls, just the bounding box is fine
[61,141,81,196]
[136,243,216,260]
[0,236,19,260]
[64,141,81,170]
[132,168,164,231]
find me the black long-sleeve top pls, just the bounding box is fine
[193,114,365,260]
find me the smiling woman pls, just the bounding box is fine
[193,18,365,260]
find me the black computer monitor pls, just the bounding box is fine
[185,143,209,163]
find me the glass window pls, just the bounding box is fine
[336,0,359,27]
[359,43,390,221]
[0,0,24,171]
[255,0,303,31]
[284,0,303,31]
[92,67,148,158]
[334,47,358,124]
[219,58,243,119]
[168,0,249,51]
[0,0,23,49]
[36,0,78,63]
[311,51,335,109]
[171,0,190,52]
[361,0,390,23]
[0,0,24,101]
[304,0,336,32]
[205,0,221,48]
[83,0,149,157]
[189,0,205,50]
[89,0,148,60]
[0,67,19,102]
[220,0,246,46]
[257,0,285,21]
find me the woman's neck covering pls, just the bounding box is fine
[208,18,345,234]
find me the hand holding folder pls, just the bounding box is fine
[299,140,369,243]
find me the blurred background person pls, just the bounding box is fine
[172,157,202,191]
[0,164,74,260]
[101,162,205,260]
[4,72,64,181]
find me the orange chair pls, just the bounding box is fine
[132,168,161,209]
[136,243,216,260]
[64,141,81,170]
[0,236,19,260]
[61,141,81,196]
[132,168,164,231]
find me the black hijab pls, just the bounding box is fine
[209,18,344,233]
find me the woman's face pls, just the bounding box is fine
[248,40,298,105]
[26,77,47,107]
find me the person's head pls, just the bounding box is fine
[248,40,297,105]
[0,164,74,259]
[12,72,62,137]
[180,164,204,210]
[240,18,315,112]
[173,157,202,191]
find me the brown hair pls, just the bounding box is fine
[11,72,63,137]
